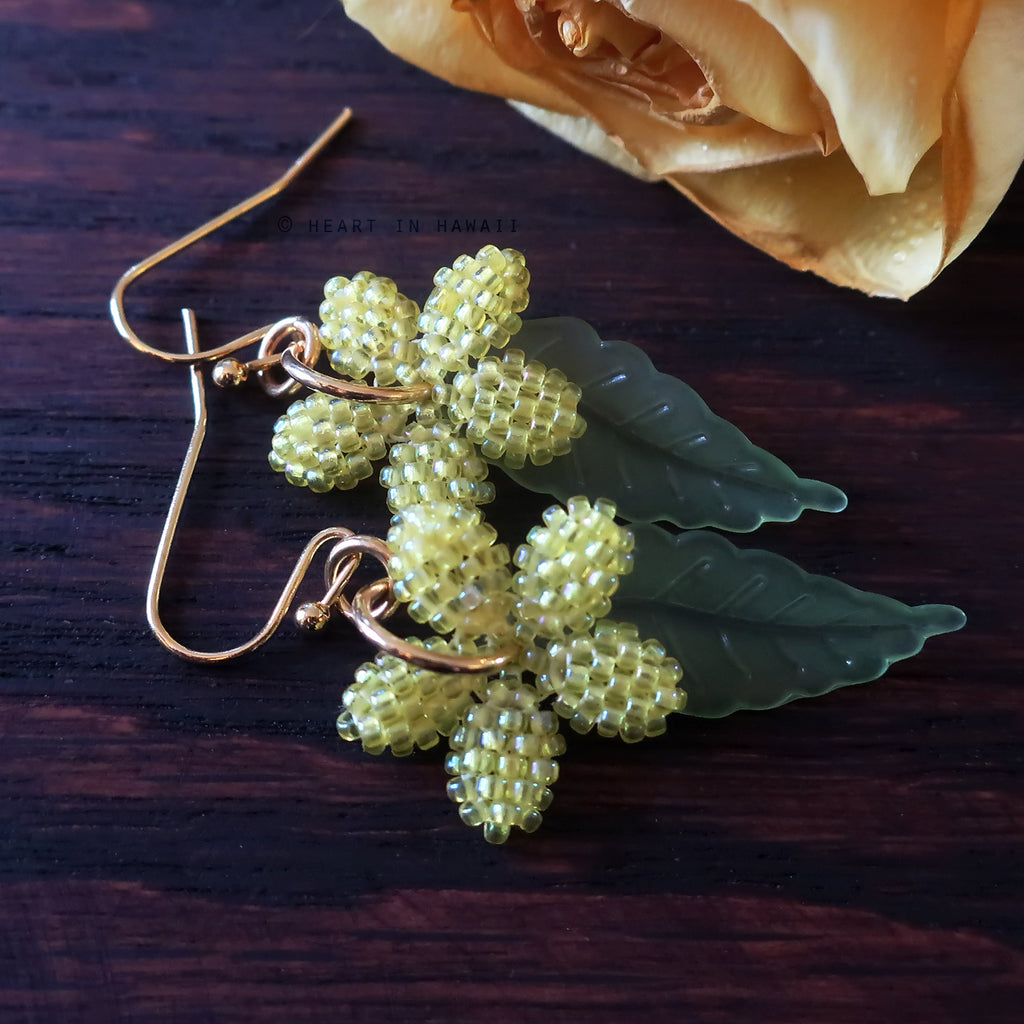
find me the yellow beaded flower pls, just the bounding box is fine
[343,493,683,842]
[270,246,588,493]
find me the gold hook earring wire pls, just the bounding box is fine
[111,108,354,365]
[148,308,354,663]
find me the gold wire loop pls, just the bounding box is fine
[148,308,355,663]
[280,347,433,405]
[323,536,519,675]
[347,586,521,674]
[350,577,402,624]
[110,108,354,365]
[323,535,398,622]
[255,317,323,398]
[324,534,392,594]
[319,550,363,610]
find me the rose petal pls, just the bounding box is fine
[668,147,947,298]
[942,0,1024,265]
[736,1,980,196]
[514,101,945,297]
[511,97,817,176]
[620,0,829,141]
[509,100,658,179]
[341,0,583,114]
[552,99,821,176]
[456,1,821,174]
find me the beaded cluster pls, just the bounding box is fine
[540,622,686,743]
[513,497,634,640]
[336,637,481,757]
[386,501,514,639]
[450,350,584,468]
[319,271,419,386]
[269,245,585,490]
[348,489,684,843]
[380,423,495,511]
[266,247,685,842]
[445,676,564,846]
[268,393,406,492]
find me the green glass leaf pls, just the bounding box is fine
[507,317,847,532]
[614,524,965,718]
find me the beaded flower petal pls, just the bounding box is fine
[319,271,421,387]
[444,674,565,845]
[448,349,586,468]
[386,501,514,640]
[418,244,529,374]
[540,620,685,742]
[338,637,483,756]
[512,497,635,640]
[268,392,408,492]
[380,422,495,512]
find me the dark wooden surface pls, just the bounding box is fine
[3,2,1023,1021]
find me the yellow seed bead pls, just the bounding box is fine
[319,271,422,386]
[268,392,408,492]
[337,637,483,756]
[513,497,634,640]
[387,501,514,638]
[539,620,685,742]
[444,674,564,842]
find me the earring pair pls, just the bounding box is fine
[111,110,963,843]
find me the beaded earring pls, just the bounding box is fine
[112,111,964,843]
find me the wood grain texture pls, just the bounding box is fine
[1,1,1022,1021]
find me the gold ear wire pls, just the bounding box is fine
[150,309,517,671]
[110,108,354,365]
[148,308,356,662]
[136,112,518,672]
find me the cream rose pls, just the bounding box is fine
[341,0,1024,298]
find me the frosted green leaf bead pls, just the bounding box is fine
[380,423,495,512]
[445,675,565,843]
[513,497,634,640]
[268,393,408,492]
[447,349,586,469]
[319,271,422,387]
[337,638,484,757]
[387,500,514,638]
[418,246,530,370]
[539,620,685,742]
